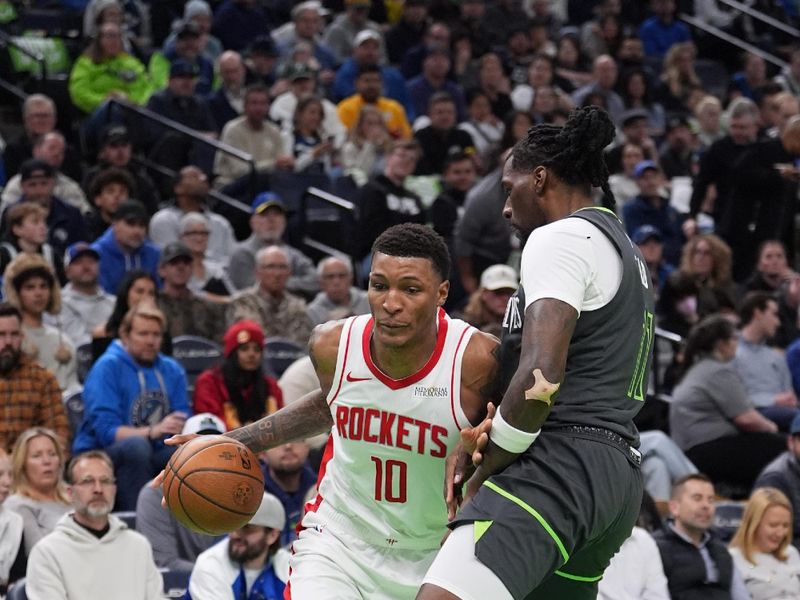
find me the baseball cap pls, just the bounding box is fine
[480,264,518,291]
[19,159,55,182]
[291,0,328,18]
[64,242,100,267]
[633,160,660,179]
[112,200,148,224]
[159,241,193,265]
[248,35,278,58]
[621,108,649,127]
[249,492,286,530]
[665,114,690,133]
[251,192,286,214]
[183,0,211,20]
[354,29,381,47]
[223,320,265,357]
[170,59,200,78]
[182,412,226,435]
[100,124,130,147]
[286,62,316,82]
[173,19,201,38]
[632,225,662,245]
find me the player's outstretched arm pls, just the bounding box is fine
[466,298,577,496]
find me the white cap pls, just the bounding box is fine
[354,29,381,47]
[480,264,518,291]
[181,413,226,435]
[249,492,286,530]
[291,0,328,18]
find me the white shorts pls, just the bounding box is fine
[421,524,514,600]
[287,518,437,600]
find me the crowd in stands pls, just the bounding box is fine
[5,0,800,597]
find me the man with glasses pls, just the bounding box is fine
[26,450,164,600]
[306,257,368,325]
[228,245,313,347]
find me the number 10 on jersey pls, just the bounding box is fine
[371,456,407,503]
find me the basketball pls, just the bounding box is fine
[163,435,265,535]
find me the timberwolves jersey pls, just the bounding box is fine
[303,309,477,550]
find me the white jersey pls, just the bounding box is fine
[303,309,476,551]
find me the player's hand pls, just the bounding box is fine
[460,402,495,470]
[151,432,199,507]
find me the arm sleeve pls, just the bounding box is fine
[147,212,176,249]
[730,563,753,600]
[192,371,226,421]
[187,553,233,600]
[136,486,195,572]
[707,367,754,419]
[167,363,191,414]
[68,57,105,114]
[16,505,47,556]
[142,541,166,600]
[83,360,126,447]
[25,545,68,600]
[639,531,671,600]
[124,56,154,106]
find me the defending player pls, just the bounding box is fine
[160,223,500,599]
[418,106,655,600]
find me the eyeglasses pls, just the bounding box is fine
[258,263,289,270]
[74,477,116,487]
[321,272,349,280]
[182,230,210,237]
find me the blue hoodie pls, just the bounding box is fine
[74,340,190,453]
[92,227,161,295]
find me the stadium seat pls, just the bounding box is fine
[264,338,306,378]
[172,335,223,392]
[6,578,27,600]
[63,391,84,436]
[712,501,746,543]
[113,511,137,530]
[161,568,191,598]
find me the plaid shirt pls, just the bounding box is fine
[0,357,69,452]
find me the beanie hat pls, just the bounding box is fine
[223,320,265,357]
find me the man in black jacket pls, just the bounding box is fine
[653,474,751,600]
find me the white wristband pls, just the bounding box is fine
[490,409,540,454]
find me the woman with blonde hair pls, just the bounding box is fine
[729,487,800,599]
[341,105,391,183]
[679,234,739,318]
[656,41,701,114]
[4,428,70,556]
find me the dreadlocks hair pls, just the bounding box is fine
[371,223,451,281]
[510,105,617,210]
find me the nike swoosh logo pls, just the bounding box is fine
[346,372,371,382]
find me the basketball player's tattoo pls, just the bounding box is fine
[227,390,333,453]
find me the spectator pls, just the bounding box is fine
[775,276,800,350]
[510,54,573,114]
[731,53,768,101]
[0,447,24,595]
[4,95,82,183]
[194,320,283,431]
[554,32,592,90]
[243,35,280,88]
[483,0,529,48]
[227,246,314,347]
[211,0,272,53]
[400,21,452,81]
[639,0,691,58]
[654,41,700,114]
[604,108,658,175]
[306,257,369,325]
[678,234,739,319]
[356,140,426,264]
[571,54,625,123]
[227,193,318,298]
[261,441,315,547]
[407,46,467,123]
[458,89,505,167]
[340,105,391,183]
[150,166,235,264]
[754,414,800,549]
[337,64,412,140]
[73,303,190,510]
[633,225,674,299]
[58,243,116,348]
[145,59,216,137]
[207,51,246,131]
[413,93,475,176]
[384,0,427,65]
[84,167,135,242]
[92,200,160,296]
[0,304,67,451]
[775,46,800,97]
[449,0,492,60]
[0,132,91,216]
[157,242,224,341]
[322,0,382,64]
[279,1,337,76]
[187,492,288,599]
[135,413,224,571]
[659,115,695,178]
[693,95,724,151]
[460,264,518,338]
[729,487,800,599]
[83,125,160,216]
[623,160,684,265]
[3,254,79,394]
[0,202,65,285]
[670,315,785,493]
[26,450,163,599]
[283,97,338,174]
[431,151,478,246]
[470,53,513,121]
[608,143,645,210]
[214,84,292,190]
[150,21,214,96]
[68,21,152,115]
[178,213,235,298]
[735,292,799,431]
[5,428,70,556]
[658,270,700,339]
[162,0,222,63]
[271,63,345,142]
[12,160,87,257]
[653,474,749,599]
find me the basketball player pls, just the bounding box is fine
[160,223,501,599]
[417,106,655,600]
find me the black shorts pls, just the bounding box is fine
[450,427,643,600]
